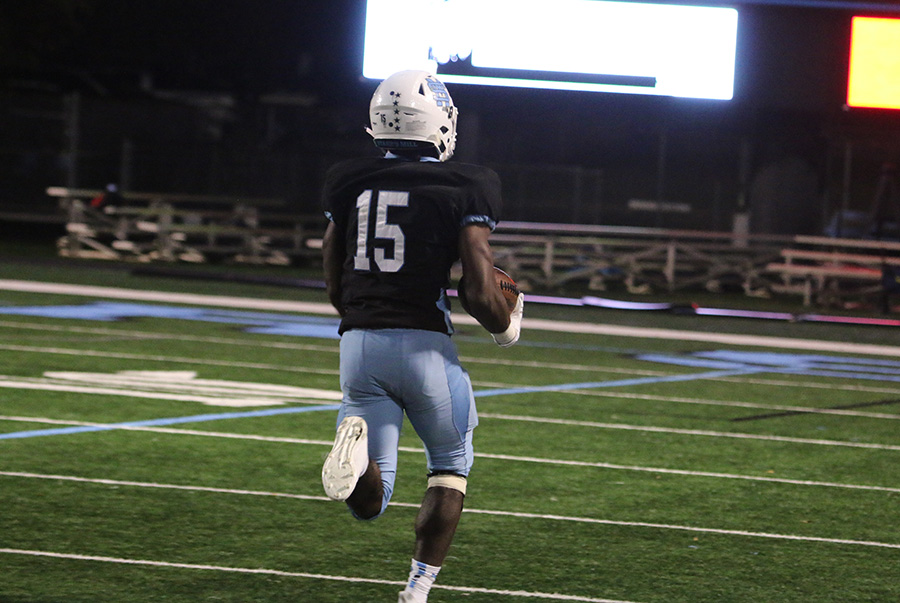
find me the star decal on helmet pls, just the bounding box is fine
[368,71,457,161]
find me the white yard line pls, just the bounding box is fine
[0,546,635,602]
[2,471,899,550]
[2,279,900,356]
[2,419,899,493]
[478,412,900,451]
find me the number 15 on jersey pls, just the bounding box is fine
[354,190,408,273]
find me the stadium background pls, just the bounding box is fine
[3,3,900,601]
[2,0,899,239]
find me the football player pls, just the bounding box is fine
[320,70,524,602]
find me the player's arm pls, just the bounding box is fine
[322,221,346,317]
[458,224,522,346]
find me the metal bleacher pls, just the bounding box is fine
[488,222,900,306]
[489,221,790,296]
[49,186,326,265]
[49,186,900,306]
[761,235,900,306]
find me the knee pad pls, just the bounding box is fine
[427,473,467,495]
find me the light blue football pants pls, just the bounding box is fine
[337,328,478,518]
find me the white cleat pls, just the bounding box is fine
[397,592,417,603]
[322,416,368,501]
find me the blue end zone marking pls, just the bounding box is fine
[474,349,900,398]
[696,350,900,370]
[0,404,341,440]
[0,302,341,339]
[647,351,900,380]
[635,354,755,370]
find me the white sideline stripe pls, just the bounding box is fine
[2,471,899,551]
[2,418,899,493]
[0,547,635,602]
[477,412,900,451]
[2,279,899,357]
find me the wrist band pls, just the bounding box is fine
[492,321,519,346]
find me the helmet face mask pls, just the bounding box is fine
[367,70,458,162]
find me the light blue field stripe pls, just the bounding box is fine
[0,404,341,441]
[474,368,766,398]
[3,369,763,438]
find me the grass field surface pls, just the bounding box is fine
[0,256,899,602]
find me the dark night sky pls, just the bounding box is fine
[1,0,367,94]
[2,0,898,119]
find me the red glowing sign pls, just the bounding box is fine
[847,16,900,110]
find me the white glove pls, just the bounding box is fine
[492,293,524,347]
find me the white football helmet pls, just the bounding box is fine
[367,70,458,162]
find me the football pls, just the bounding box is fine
[457,267,519,313]
[494,267,520,310]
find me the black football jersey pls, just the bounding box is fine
[322,156,502,335]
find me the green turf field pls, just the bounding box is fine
[1,257,899,602]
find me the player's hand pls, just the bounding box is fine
[492,292,524,348]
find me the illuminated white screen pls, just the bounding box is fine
[362,0,738,100]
